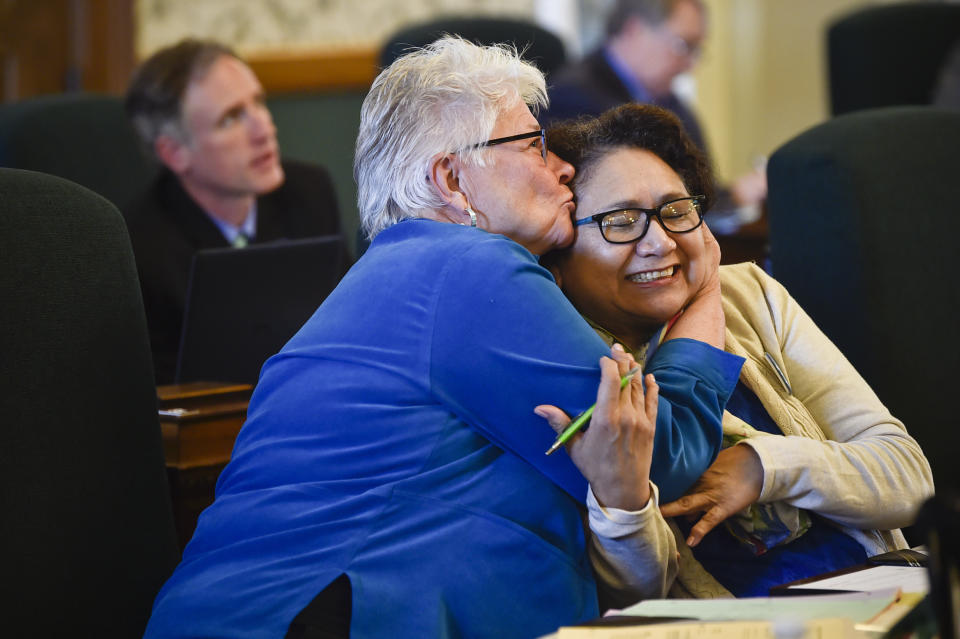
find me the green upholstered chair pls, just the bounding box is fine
[379,16,567,77]
[0,90,367,256]
[0,168,179,637]
[267,90,366,255]
[828,2,960,115]
[0,93,158,208]
[766,106,960,493]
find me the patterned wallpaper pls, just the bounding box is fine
[136,0,538,58]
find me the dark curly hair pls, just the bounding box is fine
[547,103,715,213]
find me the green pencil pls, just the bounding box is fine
[544,366,642,455]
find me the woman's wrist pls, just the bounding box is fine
[665,287,725,348]
[593,481,652,513]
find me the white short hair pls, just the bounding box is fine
[355,36,548,239]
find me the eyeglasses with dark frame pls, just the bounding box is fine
[658,28,702,59]
[574,196,705,244]
[468,129,548,164]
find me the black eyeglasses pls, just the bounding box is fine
[469,129,547,164]
[661,30,702,59]
[574,196,705,244]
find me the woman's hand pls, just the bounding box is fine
[685,222,722,311]
[659,444,763,546]
[663,223,725,349]
[535,344,659,512]
[698,223,722,298]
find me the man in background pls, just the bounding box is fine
[123,38,349,384]
[546,0,766,227]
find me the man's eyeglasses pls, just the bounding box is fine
[660,29,702,59]
[574,196,705,244]
[469,129,547,164]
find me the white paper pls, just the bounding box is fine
[789,565,929,594]
[619,588,901,624]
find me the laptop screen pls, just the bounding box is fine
[175,235,344,385]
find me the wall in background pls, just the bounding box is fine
[135,0,535,58]
[694,0,870,182]
[125,0,902,241]
[131,0,898,184]
[1,0,135,101]
[1,0,908,229]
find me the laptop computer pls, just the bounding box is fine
[175,235,344,385]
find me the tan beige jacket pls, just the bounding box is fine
[592,262,934,600]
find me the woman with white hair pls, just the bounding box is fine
[143,37,743,639]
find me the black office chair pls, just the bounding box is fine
[0,168,179,637]
[379,16,567,77]
[827,2,960,115]
[917,492,960,639]
[0,92,158,207]
[766,106,960,494]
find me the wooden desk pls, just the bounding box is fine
[716,215,769,267]
[157,382,252,549]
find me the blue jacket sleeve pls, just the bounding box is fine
[429,235,742,503]
[644,338,743,502]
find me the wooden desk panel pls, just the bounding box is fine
[159,382,251,468]
[716,215,769,267]
[157,382,251,549]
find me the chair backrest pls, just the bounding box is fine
[267,90,366,255]
[0,93,158,208]
[766,106,960,492]
[0,168,179,637]
[379,16,567,77]
[916,492,960,639]
[828,2,960,115]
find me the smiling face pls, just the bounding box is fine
[457,100,576,255]
[551,147,708,348]
[174,54,284,201]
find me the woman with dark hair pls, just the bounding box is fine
[545,103,933,598]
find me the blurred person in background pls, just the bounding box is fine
[123,38,349,383]
[546,0,766,233]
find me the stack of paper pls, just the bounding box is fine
[552,588,907,638]
[787,565,929,595]
[557,617,855,638]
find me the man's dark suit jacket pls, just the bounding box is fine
[543,49,757,221]
[123,159,349,384]
[544,48,709,155]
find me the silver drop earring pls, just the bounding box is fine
[465,206,478,228]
